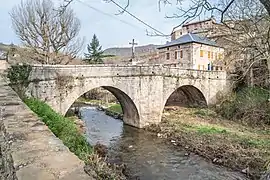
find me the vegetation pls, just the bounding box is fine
[7,64,32,98]
[216,87,270,126]
[10,0,82,64]
[107,104,122,114]
[147,107,270,179]
[24,98,127,179]
[84,34,104,64]
[24,98,92,160]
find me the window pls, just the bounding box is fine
[215,53,218,60]
[166,53,170,60]
[180,50,183,58]
[208,51,211,59]
[175,51,177,59]
[198,65,200,70]
[200,50,204,57]
[167,47,169,50]
[211,52,214,59]
[218,53,223,59]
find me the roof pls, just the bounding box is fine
[183,17,215,27]
[157,33,219,49]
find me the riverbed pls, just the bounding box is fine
[80,106,248,180]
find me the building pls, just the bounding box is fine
[171,17,217,41]
[157,33,224,70]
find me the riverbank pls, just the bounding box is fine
[75,98,270,179]
[24,98,127,180]
[75,98,123,119]
[145,107,270,180]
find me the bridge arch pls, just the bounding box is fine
[61,85,140,127]
[163,85,207,110]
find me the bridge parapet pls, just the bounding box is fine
[30,64,226,81]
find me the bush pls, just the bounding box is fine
[24,98,92,160]
[216,87,270,125]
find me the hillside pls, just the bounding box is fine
[103,44,159,57]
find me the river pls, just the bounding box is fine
[79,106,248,180]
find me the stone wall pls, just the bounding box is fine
[0,111,17,180]
[0,77,92,180]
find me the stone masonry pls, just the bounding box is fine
[0,77,92,180]
[27,64,229,128]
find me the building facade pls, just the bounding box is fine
[171,17,217,41]
[158,33,224,70]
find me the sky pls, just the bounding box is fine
[0,0,194,51]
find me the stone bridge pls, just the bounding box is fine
[27,64,229,128]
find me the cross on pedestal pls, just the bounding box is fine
[129,39,138,61]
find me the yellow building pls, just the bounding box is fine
[157,33,224,70]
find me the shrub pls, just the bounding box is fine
[216,87,270,125]
[7,64,32,98]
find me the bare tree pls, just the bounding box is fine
[10,0,83,64]
[214,0,270,88]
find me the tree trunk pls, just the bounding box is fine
[259,0,270,16]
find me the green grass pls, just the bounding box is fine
[107,104,122,114]
[24,98,92,161]
[183,124,228,135]
[192,108,217,118]
[182,123,270,148]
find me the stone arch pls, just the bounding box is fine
[164,85,207,109]
[62,85,140,127]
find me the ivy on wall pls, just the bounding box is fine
[7,64,32,98]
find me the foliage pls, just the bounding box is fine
[10,0,82,64]
[7,64,32,98]
[84,34,104,64]
[216,87,270,125]
[24,98,92,160]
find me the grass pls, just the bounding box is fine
[154,107,270,179]
[24,98,92,161]
[24,98,127,179]
[76,97,117,107]
[77,97,123,114]
[107,104,122,114]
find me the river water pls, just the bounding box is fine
[79,106,248,180]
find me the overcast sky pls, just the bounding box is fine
[0,0,198,51]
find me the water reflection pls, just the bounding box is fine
[80,107,248,180]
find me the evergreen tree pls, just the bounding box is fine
[84,34,104,64]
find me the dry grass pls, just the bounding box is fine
[147,107,270,179]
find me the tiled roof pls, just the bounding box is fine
[157,33,219,49]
